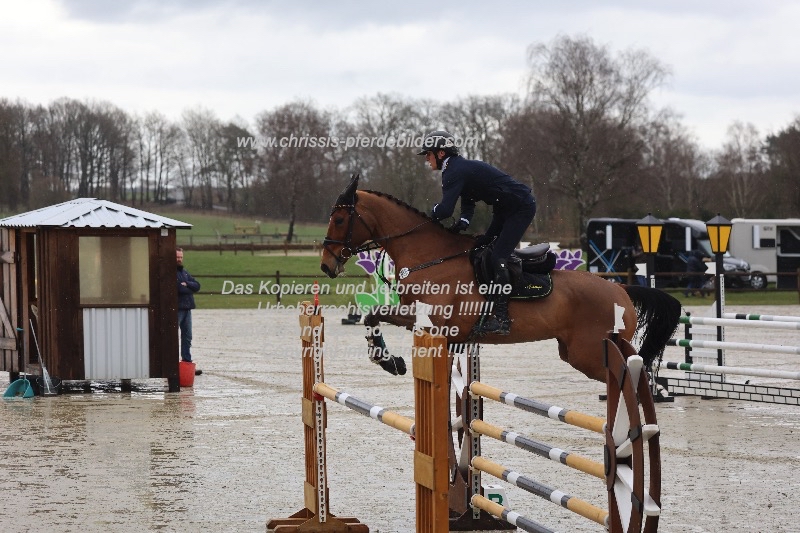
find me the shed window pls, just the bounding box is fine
[79,236,150,305]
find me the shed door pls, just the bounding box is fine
[0,228,19,371]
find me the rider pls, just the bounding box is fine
[418,130,536,335]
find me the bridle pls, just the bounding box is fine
[322,200,432,267]
[322,196,477,280]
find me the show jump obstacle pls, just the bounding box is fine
[268,304,662,532]
[448,335,661,533]
[266,303,450,532]
[659,312,800,405]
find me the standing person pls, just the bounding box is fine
[684,250,707,297]
[418,130,537,335]
[177,247,202,375]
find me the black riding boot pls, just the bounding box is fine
[475,260,512,336]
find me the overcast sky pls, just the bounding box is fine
[2,0,799,149]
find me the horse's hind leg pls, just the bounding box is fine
[561,336,607,383]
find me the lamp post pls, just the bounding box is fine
[636,214,663,289]
[636,214,670,401]
[707,214,732,367]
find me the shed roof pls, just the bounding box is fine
[0,198,192,229]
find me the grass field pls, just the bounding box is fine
[182,250,800,309]
[183,250,370,309]
[140,208,800,309]
[148,207,329,246]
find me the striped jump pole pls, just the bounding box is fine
[661,361,800,381]
[312,382,415,435]
[680,315,800,331]
[463,335,662,533]
[472,456,609,528]
[469,419,605,480]
[668,338,800,356]
[470,495,558,533]
[723,312,800,324]
[661,315,800,404]
[469,381,605,434]
[268,305,450,533]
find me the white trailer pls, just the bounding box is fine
[729,218,800,289]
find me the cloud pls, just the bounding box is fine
[2,0,798,149]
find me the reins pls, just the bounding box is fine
[322,201,432,263]
[323,194,477,287]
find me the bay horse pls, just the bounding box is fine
[321,175,681,383]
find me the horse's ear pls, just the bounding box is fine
[335,174,359,206]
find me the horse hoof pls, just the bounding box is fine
[377,356,406,376]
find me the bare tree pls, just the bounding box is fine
[137,112,182,204]
[344,93,440,209]
[525,34,670,233]
[217,121,256,212]
[639,109,709,217]
[42,99,81,195]
[99,105,136,202]
[255,101,336,242]
[182,108,222,210]
[439,94,520,162]
[765,117,800,216]
[0,100,27,210]
[714,121,768,217]
[498,106,567,238]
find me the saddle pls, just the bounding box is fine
[471,243,555,299]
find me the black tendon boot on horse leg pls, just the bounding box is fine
[476,259,512,336]
[366,329,407,376]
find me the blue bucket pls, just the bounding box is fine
[3,378,34,398]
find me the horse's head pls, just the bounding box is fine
[321,174,374,278]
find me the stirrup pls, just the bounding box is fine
[473,314,511,336]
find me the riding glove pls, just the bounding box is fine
[449,218,470,233]
[474,234,495,247]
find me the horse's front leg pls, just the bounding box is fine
[364,308,416,376]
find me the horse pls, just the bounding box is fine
[321,175,681,384]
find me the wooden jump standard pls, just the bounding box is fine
[266,304,449,532]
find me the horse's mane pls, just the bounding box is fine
[360,189,446,229]
[356,189,477,244]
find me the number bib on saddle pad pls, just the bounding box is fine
[471,245,555,299]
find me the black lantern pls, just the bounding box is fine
[636,213,663,288]
[636,213,663,254]
[706,214,732,255]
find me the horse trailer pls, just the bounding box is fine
[586,217,752,288]
[729,218,800,289]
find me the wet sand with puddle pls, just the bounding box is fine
[1,305,799,532]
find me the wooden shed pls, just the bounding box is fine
[0,199,191,392]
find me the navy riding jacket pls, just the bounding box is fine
[430,156,533,225]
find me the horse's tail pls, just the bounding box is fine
[624,285,682,369]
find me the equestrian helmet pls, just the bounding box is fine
[417,130,459,156]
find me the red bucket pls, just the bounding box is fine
[179,361,196,387]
